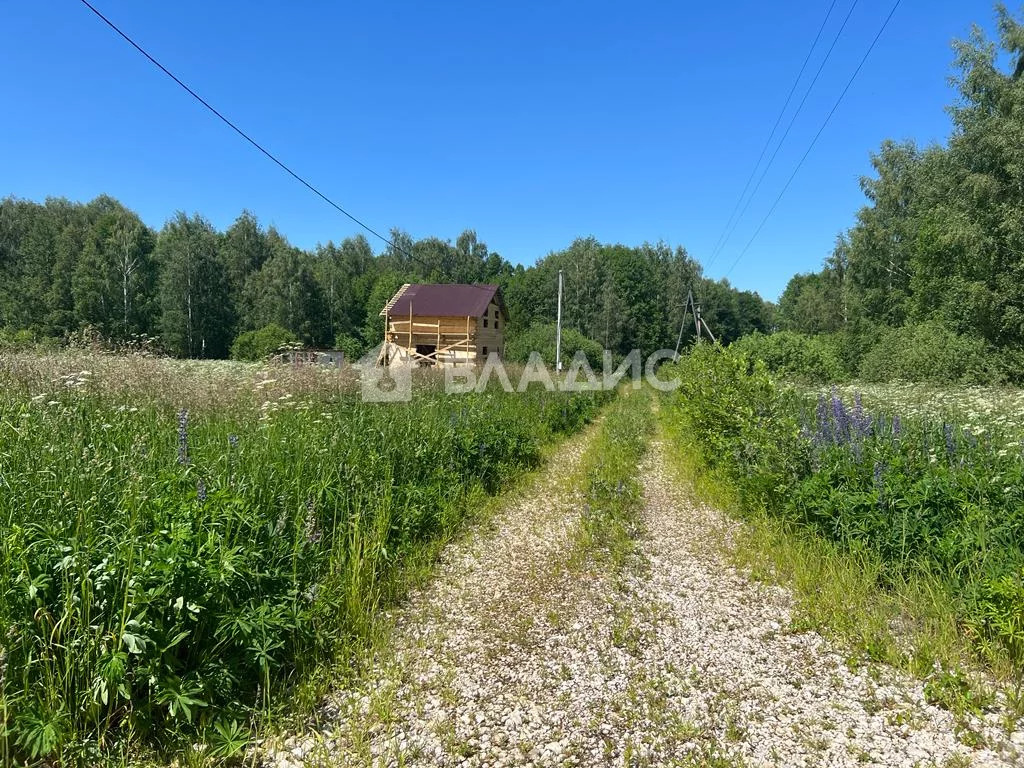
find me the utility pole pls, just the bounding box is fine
[555,270,564,373]
[698,300,717,344]
[673,289,695,359]
[673,288,717,359]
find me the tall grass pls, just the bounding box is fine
[576,389,653,568]
[0,354,609,765]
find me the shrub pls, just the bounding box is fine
[333,332,364,364]
[995,346,1024,384]
[730,330,848,383]
[230,323,298,361]
[821,325,878,375]
[0,327,60,352]
[662,345,808,509]
[505,323,605,370]
[858,323,1001,384]
[0,327,36,350]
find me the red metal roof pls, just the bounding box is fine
[384,284,506,318]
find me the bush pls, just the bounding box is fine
[662,345,808,509]
[858,323,1001,384]
[230,323,298,361]
[994,347,1024,385]
[333,332,365,364]
[505,323,605,370]
[0,327,60,352]
[730,331,848,383]
[821,324,878,375]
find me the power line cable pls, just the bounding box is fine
[722,0,903,280]
[77,0,440,274]
[706,0,860,272]
[704,0,839,271]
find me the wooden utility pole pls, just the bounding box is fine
[673,289,717,359]
[555,270,564,373]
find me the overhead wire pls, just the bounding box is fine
[722,0,904,279]
[77,0,442,275]
[706,0,861,272]
[703,0,839,272]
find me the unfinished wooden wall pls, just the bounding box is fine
[385,301,508,365]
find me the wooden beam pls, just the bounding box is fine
[435,338,473,354]
[387,320,442,329]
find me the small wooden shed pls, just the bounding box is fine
[377,283,508,366]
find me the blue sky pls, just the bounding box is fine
[0,1,1007,300]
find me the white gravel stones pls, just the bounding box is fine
[264,431,1022,768]
[617,439,1021,767]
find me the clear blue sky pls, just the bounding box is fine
[0,1,1006,300]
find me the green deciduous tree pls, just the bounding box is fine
[242,229,328,345]
[156,212,232,358]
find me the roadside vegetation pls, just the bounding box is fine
[660,346,1024,711]
[574,388,654,569]
[734,324,1010,385]
[0,353,609,766]
[505,323,605,371]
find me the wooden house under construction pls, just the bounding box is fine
[377,283,508,366]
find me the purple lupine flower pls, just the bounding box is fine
[944,423,956,458]
[815,394,831,446]
[851,393,872,440]
[852,393,865,435]
[228,434,239,450]
[831,390,849,444]
[892,415,902,438]
[177,409,190,465]
[196,478,207,503]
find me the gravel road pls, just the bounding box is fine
[264,428,1023,768]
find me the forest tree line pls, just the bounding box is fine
[0,196,772,361]
[769,6,1024,382]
